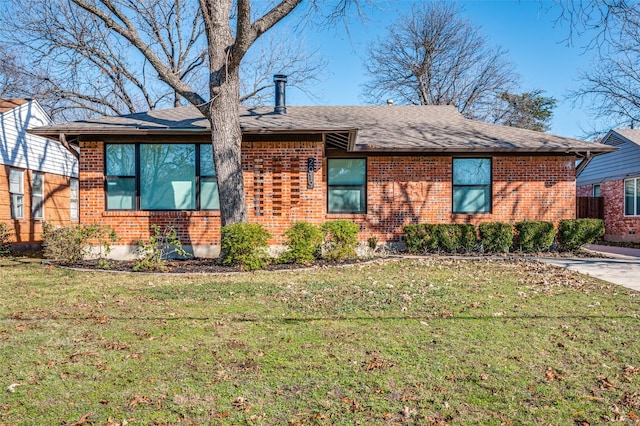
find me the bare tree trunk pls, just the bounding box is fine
[208,71,248,226]
[200,0,248,226]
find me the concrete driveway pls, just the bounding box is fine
[535,244,640,291]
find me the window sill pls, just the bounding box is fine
[103,210,221,218]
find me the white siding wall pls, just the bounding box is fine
[0,101,78,177]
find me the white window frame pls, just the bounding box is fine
[624,178,640,216]
[9,168,24,219]
[32,172,44,220]
[592,184,601,197]
[70,178,79,221]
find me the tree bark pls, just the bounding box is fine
[200,0,247,226]
[208,71,247,226]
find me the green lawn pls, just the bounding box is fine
[0,257,638,425]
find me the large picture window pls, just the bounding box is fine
[9,168,24,219]
[625,178,640,216]
[32,172,44,219]
[453,158,492,214]
[327,158,366,213]
[105,143,219,211]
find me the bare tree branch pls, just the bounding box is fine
[362,1,519,122]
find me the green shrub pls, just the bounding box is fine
[558,219,605,251]
[479,222,514,253]
[367,235,378,251]
[321,220,359,261]
[515,220,555,252]
[404,224,477,254]
[134,225,190,271]
[457,224,479,253]
[221,222,271,271]
[279,221,322,265]
[42,223,116,264]
[0,223,11,256]
[403,224,438,253]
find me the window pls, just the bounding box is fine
[32,172,44,219]
[106,144,136,210]
[625,178,640,216]
[105,143,218,211]
[9,168,24,219]
[327,158,366,213]
[70,178,79,220]
[199,144,220,210]
[593,184,601,197]
[453,158,491,213]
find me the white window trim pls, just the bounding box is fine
[32,172,45,220]
[592,184,601,197]
[9,168,24,219]
[624,178,640,217]
[70,178,79,221]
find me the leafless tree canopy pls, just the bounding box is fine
[0,0,326,120]
[362,1,518,121]
[557,1,640,132]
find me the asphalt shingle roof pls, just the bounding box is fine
[29,104,614,154]
[0,98,29,114]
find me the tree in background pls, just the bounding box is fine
[491,90,557,132]
[362,1,518,122]
[556,1,640,133]
[0,0,326,120]
[0,0,352,227]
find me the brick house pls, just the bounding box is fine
[577,129,640,242]
[30,94,614,258]
[1,99,79,250]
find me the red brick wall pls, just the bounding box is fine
[578,180,640,242]
[1,165,77,245]
[79,141,577,246]
[336,155,576,241]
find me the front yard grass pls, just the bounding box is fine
[0,257,638,425]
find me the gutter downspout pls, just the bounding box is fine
[575,151,592,176]
[59,133,80,159]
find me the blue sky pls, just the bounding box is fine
[282,1,598,139]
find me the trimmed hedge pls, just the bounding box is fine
[403,224,438,253]
[321,220,359,261]
[479,222,514,253]
[515,220,555,252]
[558,219,605,251]
[221,222,271,271]
[279,221,322,264]
[404,224,478,254]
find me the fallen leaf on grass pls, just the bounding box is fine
[64,412,92,426]
[545,367,564,382]
[598,376,615,390]
[128,395,151,408]
[6,383,22,393]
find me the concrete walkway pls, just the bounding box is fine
[535,244,640,291]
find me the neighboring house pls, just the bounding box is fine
[577,129,640,242]
[1,99,79,249]
[30,85,614,258]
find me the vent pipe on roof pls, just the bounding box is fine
[274,74,287,114]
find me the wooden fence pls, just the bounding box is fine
[576,197,604,219]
